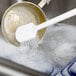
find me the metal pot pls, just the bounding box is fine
[1,1,47,46]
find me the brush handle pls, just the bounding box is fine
[36,8,76,31]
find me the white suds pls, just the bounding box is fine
[0,23,76,74]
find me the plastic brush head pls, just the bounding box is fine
[15,23,37,43]
[15,23,39,48]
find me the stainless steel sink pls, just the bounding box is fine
[0,0,76,75]
[42,0,76,25]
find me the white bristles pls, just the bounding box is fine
[20,36,39,49]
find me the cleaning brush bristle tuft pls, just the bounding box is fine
[20,36,39,49]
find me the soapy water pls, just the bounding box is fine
[0,23,76,75]
[20,36,39,50]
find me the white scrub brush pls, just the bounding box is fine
[15,8,76,48]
